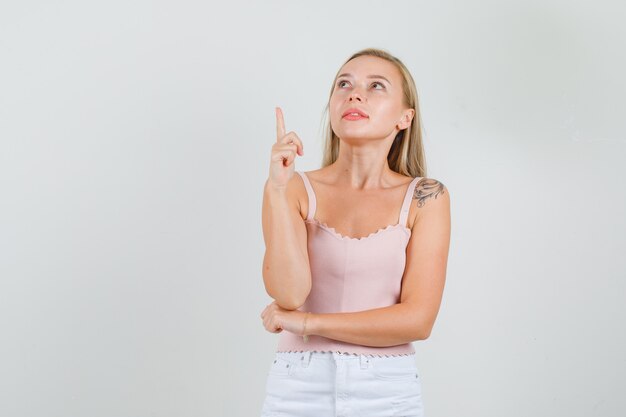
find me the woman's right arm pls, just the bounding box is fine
[261,106,311,311]
[262,176,311,310]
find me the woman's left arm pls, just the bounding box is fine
[307,180,451,346]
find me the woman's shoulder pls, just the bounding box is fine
[410,176,449,215]
[298,167,324,181]
[413,176,448,195]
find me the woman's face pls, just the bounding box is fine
[329,55,413,144]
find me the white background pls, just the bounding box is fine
[1,1,625,416]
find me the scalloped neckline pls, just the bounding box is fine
[306,218,411,242]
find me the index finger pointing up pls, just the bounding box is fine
[275,107,286,143]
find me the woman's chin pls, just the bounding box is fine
[335,133,377,143]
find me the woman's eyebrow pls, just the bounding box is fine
[337,73,392,85]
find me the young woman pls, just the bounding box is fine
[260,48,450,417]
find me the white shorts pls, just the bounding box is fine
[260,350,425,417]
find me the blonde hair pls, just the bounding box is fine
[319,48,427,178]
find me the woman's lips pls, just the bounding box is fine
[343,114,368,121]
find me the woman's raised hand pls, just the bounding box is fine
[268,107,304,189]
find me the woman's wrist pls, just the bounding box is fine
[301,312,310,342]
[302,312,321,336]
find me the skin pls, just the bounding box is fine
[261,55,450,346]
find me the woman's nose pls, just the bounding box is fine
[349,92,363,102]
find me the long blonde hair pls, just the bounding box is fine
[319,48,427,178]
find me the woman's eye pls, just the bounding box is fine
[336,80,385,89]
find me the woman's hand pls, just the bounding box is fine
[260,301,308,336]
[268,107,305,189]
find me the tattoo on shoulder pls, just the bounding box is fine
[413,179,446,208]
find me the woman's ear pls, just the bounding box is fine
[397,109,415,130]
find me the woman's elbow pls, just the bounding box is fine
[264,274,312,311]
[288,277,312,310]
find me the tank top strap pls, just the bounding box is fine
[398,176,421,227]
[296,171,317,221]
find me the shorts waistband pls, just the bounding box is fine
[275,350,415,369]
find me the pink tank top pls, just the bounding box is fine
[276,171,422,357]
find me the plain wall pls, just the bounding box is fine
[1,1,624,416]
